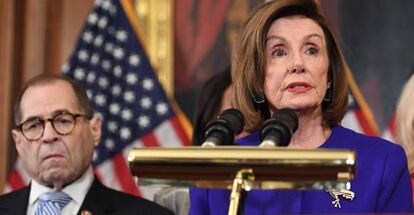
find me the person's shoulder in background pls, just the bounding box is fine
[79,178,174,215]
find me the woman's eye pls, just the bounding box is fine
[272,48,287,57]
[305,47,319,55]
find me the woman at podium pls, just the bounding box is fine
[189,0,412,214]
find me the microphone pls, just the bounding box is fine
[260,108,298,147]
[202,108,245,147]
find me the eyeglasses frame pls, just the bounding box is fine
[15,111,92,141]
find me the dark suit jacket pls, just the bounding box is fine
[0,178,173,215]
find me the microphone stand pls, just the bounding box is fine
[228,169,254,215]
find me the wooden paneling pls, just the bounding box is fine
[0,0,17,192]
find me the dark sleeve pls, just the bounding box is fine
[189,188,210,215]
[376,144,413,212]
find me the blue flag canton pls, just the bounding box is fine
[63,0,175,165]
[347,91,360,111]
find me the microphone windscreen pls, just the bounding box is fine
[217,108,245,135]
[271,109,298,134]
[260,108,298,147]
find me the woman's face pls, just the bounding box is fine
[264,15,329,112]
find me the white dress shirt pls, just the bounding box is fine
[27,167,94,215]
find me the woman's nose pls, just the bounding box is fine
[291,64,305,73]
[289,52,305,73]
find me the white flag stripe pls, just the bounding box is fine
[341,112,363,134]
[4,185,11,193]
[382,129,395,142]
[154,120,182,147]
[95,160,122,191]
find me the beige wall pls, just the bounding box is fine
[0,0,94,191]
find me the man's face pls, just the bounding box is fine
[12,80,101,188]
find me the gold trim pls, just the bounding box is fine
[134,0,174,97]
[124,0,192,139]
[129,146,356,189]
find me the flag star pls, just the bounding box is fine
[101,0,111,10]
[95,112,104,120]
[95,0,103,7]
[90,53,100,65]
[140,97,152,109]
[105,42,114,53]
[93,150,98,162]
[105,139,115,150]
[101,59,112,71]
[348,94,355,107]
[142,78,154,91]
[74,68,85,80]
[137,115,150,128]
[87,72,96,83]
[98,77,109,89]
[86,90,93,100]
[94,35,104,47]
[116,30,128,42]
[87,12,98,25]
[61,63,70,74]
[82,31,94,43]
[128,54,140,66]
[113,47,125,59]
[156,102,168,115]
[78,49,89,62]
[107,121,118,132]
[123,91,135,103]
[98,16,108,29]
[126,73,138,85]
[111,85,122,96]
[95,94,107,106]
[109,103,121,115]
[109,6,117,16]
[121,109,133,121]
[120,127,131,140]
[113,65,122,77]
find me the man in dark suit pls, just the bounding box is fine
[0,74,173,215]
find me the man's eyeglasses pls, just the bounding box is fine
[16,112,91,141]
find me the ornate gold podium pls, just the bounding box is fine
[128,146,355,215]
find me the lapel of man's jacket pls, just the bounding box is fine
[77,178,116,214]
[0,185,30,215]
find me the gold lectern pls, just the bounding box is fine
[128,146,355,215]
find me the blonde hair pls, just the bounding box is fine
[396,74,414,173]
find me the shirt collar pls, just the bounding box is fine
[29,167,94,206]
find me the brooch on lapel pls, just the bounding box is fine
[81,210,93,215]
[326,189,355,208]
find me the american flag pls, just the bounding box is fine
[342,92,379,136]
[341,71,379,137]
[4,0,191,199]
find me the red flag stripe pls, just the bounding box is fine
[354,109,377,136]
[7,169,26,190]
[141,132,160,147]
[112,153,141,196]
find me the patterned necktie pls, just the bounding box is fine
[35,191,72,215]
